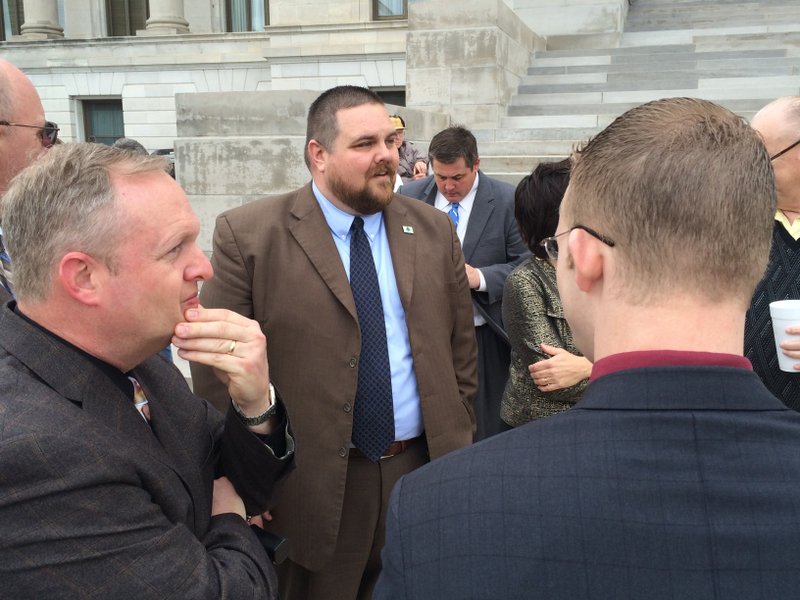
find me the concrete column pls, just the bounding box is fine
[141,0,189,35]
[20,0,64,39]
[405,0,545,128]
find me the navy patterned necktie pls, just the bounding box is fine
[0,233,13,296]
[349,217,394,462]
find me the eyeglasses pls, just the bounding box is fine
[770,137,800,161]
[0,120,60,148]
[539,224,616,261]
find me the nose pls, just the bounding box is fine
[186,243,214,282]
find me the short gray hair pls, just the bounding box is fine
[3,142,170,302]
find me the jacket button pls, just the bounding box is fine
[338,447,348,458]
[349,357,357,368]
[343,402,352,413]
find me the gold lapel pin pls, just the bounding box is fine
[402,226,414,234]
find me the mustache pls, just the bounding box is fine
[368,161,397,179]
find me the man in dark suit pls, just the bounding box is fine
[374,98,800,599]
[0,142,294,598]
[400,126,529,440]
[745,96,800,408]
[0,58,59,301]
[191,86,476,600]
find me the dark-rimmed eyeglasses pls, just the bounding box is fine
[539,224,616,261]
[770,138,800,162]
[0,120,59,148]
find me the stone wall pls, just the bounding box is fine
[405,0,545,128]
[176,91,449,254]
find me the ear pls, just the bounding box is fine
[58,252,104,307]
[568,229,605,293]
[472,157,481,172]
[307,139,327,173]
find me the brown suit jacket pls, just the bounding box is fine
[191,183,477,570]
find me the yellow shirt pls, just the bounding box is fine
[775,210,800,240]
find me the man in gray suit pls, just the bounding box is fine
[0,58,59,301]
[400,126,529,440]
[0,142,294,598]
[375,98,800,599]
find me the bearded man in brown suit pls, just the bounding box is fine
[191,85,477,600]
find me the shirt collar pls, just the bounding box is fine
[312,180,384,241]
[591,350,752,381]
[775,210,800,240]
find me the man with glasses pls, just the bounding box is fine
[376,97,800,598]
[746,96,800,409]
[0,59,59,300]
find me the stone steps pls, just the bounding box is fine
[625,0,799,31]
[477,0,800,186]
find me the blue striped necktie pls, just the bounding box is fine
[448,202,459,228]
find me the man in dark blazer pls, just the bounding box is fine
[374,98,800,599]
[191,87,476,600]
[400,126,529,440]
[0,143,294,598]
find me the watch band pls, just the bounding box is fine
[232,383,277,426]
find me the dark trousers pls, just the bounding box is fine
[474,324,512,441]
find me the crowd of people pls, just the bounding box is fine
[3,55,800,598]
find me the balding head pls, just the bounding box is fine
[0,60,47,197]
[751,97,800,210]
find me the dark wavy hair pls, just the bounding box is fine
[514,158,570,258]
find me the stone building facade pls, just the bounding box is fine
[1,0,626,250]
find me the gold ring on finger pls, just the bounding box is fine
[227,340,237,354]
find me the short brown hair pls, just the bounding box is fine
[564,97,775,305]
[304,85,385,168]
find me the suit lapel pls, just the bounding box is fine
[462,171,495,262]
[384,197,415,309]
[288,185,358,321]
[131,363,205,532]
[0,307,197,516]
[421,179,438,206]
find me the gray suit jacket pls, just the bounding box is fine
[399,171,529,327]
[0,304,293,599]
[375,365,800,599]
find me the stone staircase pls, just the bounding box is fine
[477,0,800,185]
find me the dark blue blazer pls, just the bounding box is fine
[375,365,800,599]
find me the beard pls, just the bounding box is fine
[328,162,396,215]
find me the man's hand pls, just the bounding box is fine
[212,476,246,519]
[465,264,481,289]
[173,306,272,414]
[529,344,592,391]
[780,326,800,368]
[412,161,427,179]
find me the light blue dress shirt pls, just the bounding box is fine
[312,182,423,441]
